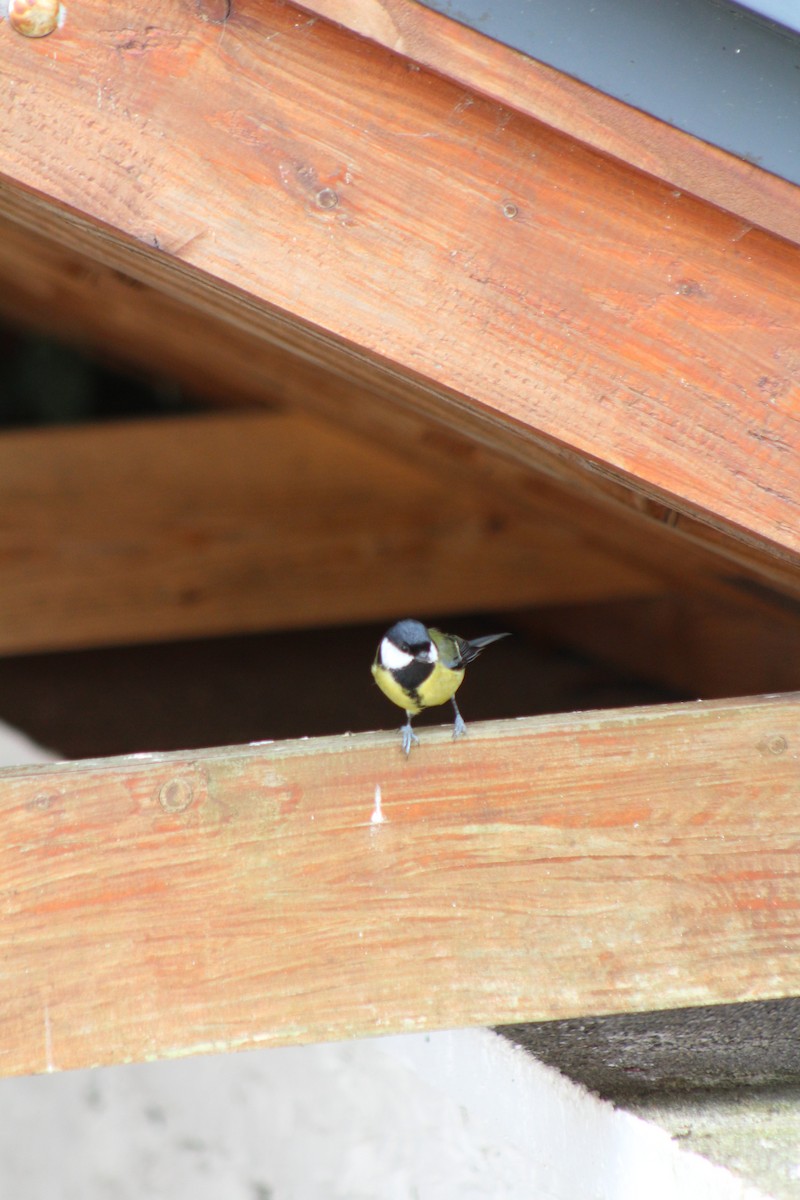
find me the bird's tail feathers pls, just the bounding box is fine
[455,631,511,666]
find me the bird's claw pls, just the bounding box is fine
[401,721,420,755]
[452,713,467,740]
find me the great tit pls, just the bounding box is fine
[372,619,510,754]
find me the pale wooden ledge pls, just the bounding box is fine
[1,694,798,1079]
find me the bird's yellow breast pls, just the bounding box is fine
[372,660,464,714]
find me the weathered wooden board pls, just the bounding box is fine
[0,411,667,653]
[300,0,800,245]
[0,1,799,575]
[0,695,798,1078]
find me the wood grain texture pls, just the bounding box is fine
[0,694,798,1078]
[532,593,800,701]
[300,0,800,246]
[1,1,799,572]
[0,411,666,653]
[3,213,800,615]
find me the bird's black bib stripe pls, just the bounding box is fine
[394,659,435,710]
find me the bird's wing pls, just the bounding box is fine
[450,631,510,668]
[428,629,510,669]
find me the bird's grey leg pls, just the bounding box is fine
[451,697,467,739]
[401,712,419,755]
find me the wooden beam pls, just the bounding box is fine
[0,411,667,654]
[0,214,286,415]
[0,694,798,1078]
[0,2,799,579]
[4,219,800,619]
[529,592,800,702]
[299,0,800,246]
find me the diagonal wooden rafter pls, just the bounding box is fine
[0,694,798,1079]
[1,213,799,623]
[298,0,800,246]
[0,0,798,582]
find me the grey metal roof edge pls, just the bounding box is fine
[418,0,800,187]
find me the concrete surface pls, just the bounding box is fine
[498,1001,800,1097]
[0,1033,768,1200]
[500,1008,800,1199]
[631,1087,800,1200]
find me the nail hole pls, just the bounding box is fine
[158,778,195,813]
[28,792,57,811]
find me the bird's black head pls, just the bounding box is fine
[385,619,431,657]
[378,619,438,691]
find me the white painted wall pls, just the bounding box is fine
[0,722,770,1200]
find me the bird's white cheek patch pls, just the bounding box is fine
[380,638,414,671]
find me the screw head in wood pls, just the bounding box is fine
[195,0,231,22]
[9,0,61,38]
[158,777,195,813]
[757,734,788,756]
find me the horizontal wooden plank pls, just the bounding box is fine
[0,694,798,1077]
[300,0,800,246]
[0,2,799,577]
[0,411,666,653]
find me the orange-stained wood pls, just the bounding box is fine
[3,216,800,615]
[299,0,800,246]
[0,2,799,575]
[0,694,799,1077]
[0,411,666,654]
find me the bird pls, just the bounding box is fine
[372,619,510,754]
